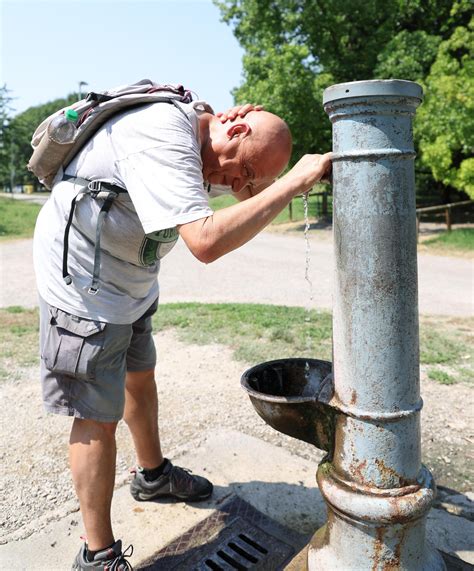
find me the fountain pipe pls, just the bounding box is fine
[307,80,445,569]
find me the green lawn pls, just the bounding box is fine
[3,194,472,251]
[153,303,473,385]
[209,186,331,224]
[1,303,471,386]
[423,228,474,252]
[154,303,333,364]
[0,197,43,239]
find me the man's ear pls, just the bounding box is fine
[226,122,252,140]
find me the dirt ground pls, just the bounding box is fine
[1,330,472,544]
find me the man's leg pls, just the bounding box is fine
[69,418,118,551]
[123,369,163,468]
[124,368,213,501]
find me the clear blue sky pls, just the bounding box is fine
[1,0,244,116]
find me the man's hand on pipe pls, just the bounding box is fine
[282,152,333,195]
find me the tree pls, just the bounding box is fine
[216,0,472,202]
[373,4,472,202]
[7,94,78,187]
[415,18,474,199]
[0,85,16,189]
[216,0,402,163]
[233,44,333,162]
[375,31,442,83]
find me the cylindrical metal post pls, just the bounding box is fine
[309,80,445,569]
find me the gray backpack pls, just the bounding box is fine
[28,79,194,189]
[28,79,194,294]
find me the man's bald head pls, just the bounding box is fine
[241,110,292,182]
[200,109,292,193]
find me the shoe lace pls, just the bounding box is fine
[169,465,195,494]
[104,544,134,571]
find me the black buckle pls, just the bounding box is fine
[88,180,103,193]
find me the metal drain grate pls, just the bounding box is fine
[194,520,290,570]
[138,496,306,570]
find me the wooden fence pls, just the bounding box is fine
[415,200,473,240]
[289,195,473,237]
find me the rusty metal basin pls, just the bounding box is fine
[241,358,336,453]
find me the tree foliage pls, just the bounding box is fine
[0,85,16,188]
[234,44,333,161]
[0,94,78,188]
[375,31,442,82]
[416,18,474,198]
[216,0,472,202]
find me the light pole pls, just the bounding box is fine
[78,81,88,100]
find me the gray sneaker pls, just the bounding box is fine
[72,539,133,570]
[130,461,213,502]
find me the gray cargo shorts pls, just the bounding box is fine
[39,297,158,423]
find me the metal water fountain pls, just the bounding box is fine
[241,80,446,570]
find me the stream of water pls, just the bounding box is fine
[302,193,313,379]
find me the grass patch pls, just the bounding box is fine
[419,328,465,364]
[0,197,42,240]
[0,189,329,241]
[0,307,39,379]
[428,369,456,385]
[4,305,28,314]
[457,367,474,383]
[153,303,473,377]
[0,304,471,387]
[209,186,330,225]
[272,191,330,224]
[420,315,473,371]
[209,195,238,211]
[154,303,333,364]
[423,228,474,252]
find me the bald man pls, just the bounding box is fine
[33,98,331,569]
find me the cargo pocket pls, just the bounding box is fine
[43,308,106,381]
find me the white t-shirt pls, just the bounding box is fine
[33,100,213,324]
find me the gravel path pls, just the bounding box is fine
[1,230,472,315]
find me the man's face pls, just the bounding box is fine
[201,111,292,197]
[202,126,256,194]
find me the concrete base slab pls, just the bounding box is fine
[0,430,472,570]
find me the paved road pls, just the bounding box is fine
[0,191,49,206]
[1,232,472,316]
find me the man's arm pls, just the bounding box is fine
[177,152,332,263]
